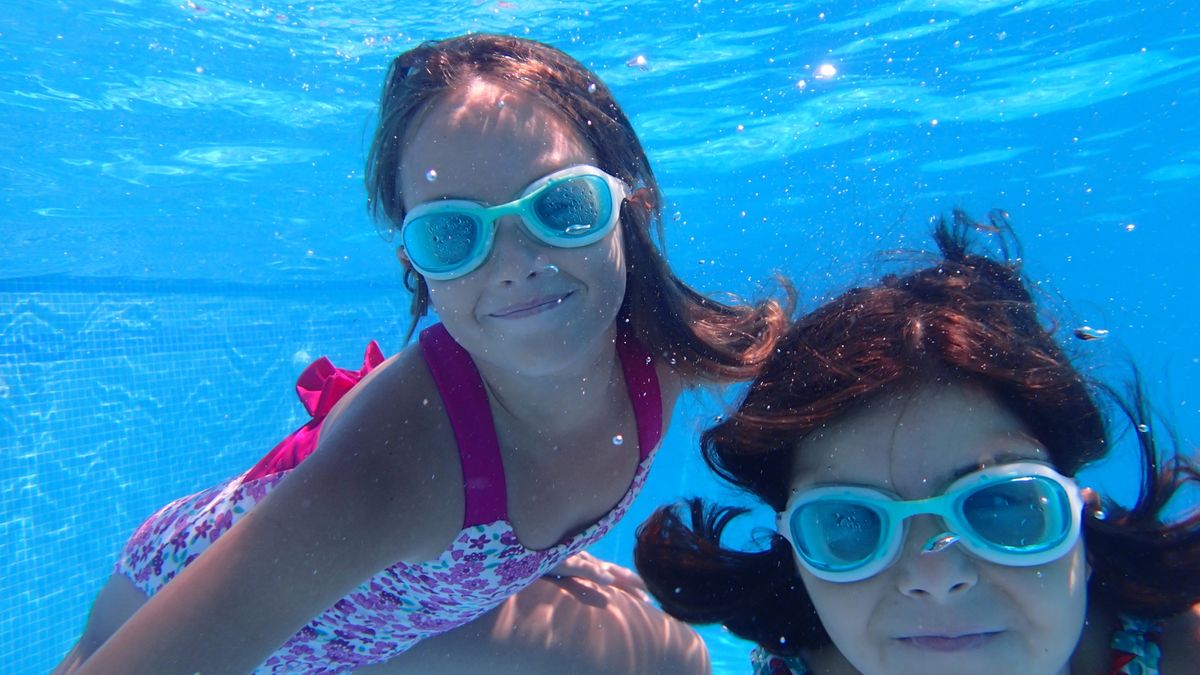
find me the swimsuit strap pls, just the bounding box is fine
[420,322,663,528]
[420,324,508,528]
[616,323,663,461]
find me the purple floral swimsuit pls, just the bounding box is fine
[114,323,662,673]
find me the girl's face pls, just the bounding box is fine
[399,78,627,376]
[782,382,1088,675]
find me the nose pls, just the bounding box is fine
[894,516,978,602]
[487,216,554,285]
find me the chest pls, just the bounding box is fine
[495,402,643,551]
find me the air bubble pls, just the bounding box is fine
[1073,326,1109,341]
[587,82,597,94]
[425,169,438,182]
[921,532,960,554]
[1137,423,1150,433]
[612,434,624,446]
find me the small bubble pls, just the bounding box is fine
[1035,570,1044,579]
[796,79,807,90]
[587,82,597,94]
[1125,223,1136,232]
[674,586,682,594]
[425,169,438,182]
[612,434,624,445]
[626,54,648,69]
[1073,326,1109,341]
[814,63,837,79]
[921,532,960,554]
[1094,509,1108,521]
[713,415,725,424]
[736,123,745,132]
[672,211,682,221]
[1137,423,1150,433]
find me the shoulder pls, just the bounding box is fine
[1158,603,1200,675]
[281,342,467,564]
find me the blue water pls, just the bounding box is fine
[2,1,1198,672]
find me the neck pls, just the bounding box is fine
[473,323,625,442]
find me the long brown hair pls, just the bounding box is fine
[634,211,1200,655]
[365,33,789,378]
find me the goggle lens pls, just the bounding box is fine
[532,175,611,237]
[959,475,1071,552]
[402,212,482,276]
[791,500,885,573]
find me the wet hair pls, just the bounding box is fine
[365,34,789,376]
[634,210,1200,657]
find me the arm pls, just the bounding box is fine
[76,350,460,674]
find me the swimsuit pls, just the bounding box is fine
[114,323,662,673]
[748,612,1163,674]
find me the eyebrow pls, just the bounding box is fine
[947,450,1044,483]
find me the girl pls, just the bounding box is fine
[57,33,788,674]
[636,213,1200,674]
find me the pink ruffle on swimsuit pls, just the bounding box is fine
[114,323,662,673]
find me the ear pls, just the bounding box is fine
[626,186,657,213]
[396,246,410,266]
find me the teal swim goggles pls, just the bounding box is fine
[401,165,630,280]
[778,462,1084,583]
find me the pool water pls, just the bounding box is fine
[2,1,1198,672]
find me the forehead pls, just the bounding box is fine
[790,381,1048,497]
[399,77,597,208]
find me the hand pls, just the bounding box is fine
[546,552,650,602]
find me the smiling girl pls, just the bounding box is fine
[56,34,787,674]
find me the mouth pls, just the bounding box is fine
[488,291,574,319]
[896,631,1002,652]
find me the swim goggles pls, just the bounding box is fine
[401,164,630,280]
[778,461,1084,583]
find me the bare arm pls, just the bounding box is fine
[75,351,459,674]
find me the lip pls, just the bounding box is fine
[488,291,574,319]
[896,631,1002,652]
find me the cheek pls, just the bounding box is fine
[562,233,627,299]
[800,571,883,657]
[426,280,478,322]
[991,544,1089,659]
